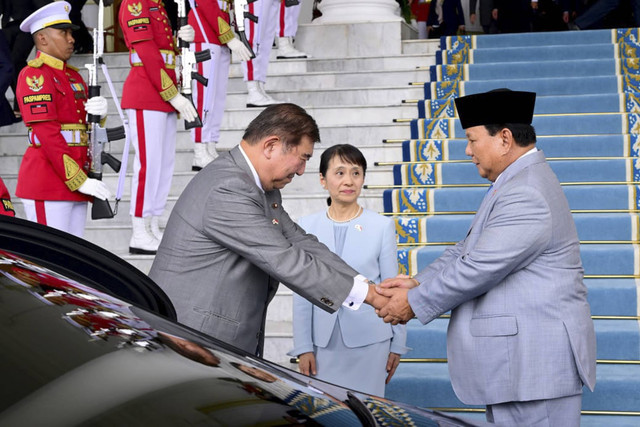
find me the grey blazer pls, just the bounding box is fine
[407,150,597,405]
[149,146,358,355]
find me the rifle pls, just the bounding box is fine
[176,0,211,130]
[85,0,123,220]
[231,0,258,58]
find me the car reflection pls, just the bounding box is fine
[0,216,484,427]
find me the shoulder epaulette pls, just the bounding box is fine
[27,58,44,68]
[67,64,79,71]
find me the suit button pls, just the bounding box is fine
[271,203,278,209]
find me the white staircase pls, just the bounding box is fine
[0,20,439,366]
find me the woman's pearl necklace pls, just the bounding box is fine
[326,205,362,223]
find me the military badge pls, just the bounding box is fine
[128,2,143,16]
[26,75,44,92]
[63,154,80,180]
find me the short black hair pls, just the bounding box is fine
[319,144,367,206]
[242,103,320,150]
[485,123,537,147]
[319,144,367,177]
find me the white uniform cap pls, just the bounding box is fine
[20,1,79,34]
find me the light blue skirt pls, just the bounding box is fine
[314,318,391,397]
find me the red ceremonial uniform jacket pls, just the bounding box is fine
[0,177,15,217]
[120,0,179,112]
[188,0,235,45]
[15,52,91,202]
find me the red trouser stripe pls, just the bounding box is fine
[246,2,256,81]
[35,200,47,225]
[279,1,286,37]
[134,109,147,218]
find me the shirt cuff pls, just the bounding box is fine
[342,274,370,310]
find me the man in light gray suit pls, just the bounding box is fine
[149,103,387,356]
[376,89,596,426]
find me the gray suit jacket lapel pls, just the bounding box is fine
[466,150,546,236]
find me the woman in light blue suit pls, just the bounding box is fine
[288,144,409,396]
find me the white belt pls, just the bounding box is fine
[28,129,88,147]
[130,50,176,69]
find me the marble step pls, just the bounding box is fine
[70,48,435,73]
[0,102,414,134]
[57,67,428,96]
[5,85,423,116]
[0,138,402,180]
[69,49,436,77]
[402,39,441,56]
[0,167,395,221]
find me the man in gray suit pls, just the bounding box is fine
[376,89,596,426]
[149,103,387,356]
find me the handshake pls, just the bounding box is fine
[365,275,420,325]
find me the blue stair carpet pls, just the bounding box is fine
[384,185,637,215]
[430,59,631,82]
[402,318,640,361]
[437,43,631,65]
[394,213,640,244]
[402,135,637,161]
[387,362,640,413]
[423,76,640,101]
[383,27,640,423]
[410,113,640,139]
[436,28,640,64]
[417,93,640,119]
[441,29,640,49]
[396,243,638,277]
[393,159,638,186]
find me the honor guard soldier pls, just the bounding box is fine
[0,177,15,217]
[119,0,198,254]
[189,0,252,170]
[15,1,112,238]
[242,0,286,107]
[276,0,308,59]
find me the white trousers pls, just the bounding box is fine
[22,199,87,238]
[242,0,280,83]
[190,42,230,144]
[278,1,302,38]
[126,109,176,218]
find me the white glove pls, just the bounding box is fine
[85,96,108,119]
[227,37,252,62]
[169,94,198,123]
[177,24,195,43]
[78,178,112,201]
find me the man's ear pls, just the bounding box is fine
[262,136,280,159]
[34,31,47,47]
[500,128,514,153]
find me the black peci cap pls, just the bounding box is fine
[454,89,536,129]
